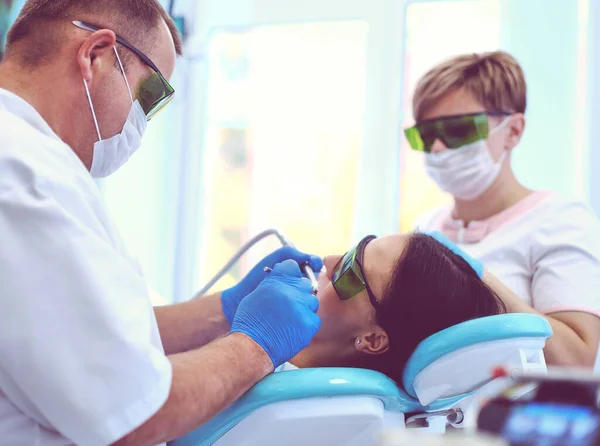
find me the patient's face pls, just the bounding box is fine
[291,234,410,368]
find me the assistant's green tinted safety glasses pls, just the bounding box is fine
[332,235,379,309]
[404,111,511,152]
[72,21,175,120]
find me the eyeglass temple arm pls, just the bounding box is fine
[72,20,161,74]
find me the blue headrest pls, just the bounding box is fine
[402,313,553,398]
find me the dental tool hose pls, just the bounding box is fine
[194,229,319,298]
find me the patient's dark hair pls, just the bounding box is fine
[368,233,506,385]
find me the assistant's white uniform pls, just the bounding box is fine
[415,191,600,317]
[0,88,172,445]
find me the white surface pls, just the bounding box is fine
[0,89,172,446]
[214,396,405,446]
[413,338,547,406]
[415,192,600,316]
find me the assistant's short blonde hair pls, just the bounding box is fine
[412,51,527,121]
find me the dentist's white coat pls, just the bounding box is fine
[0,88,172,446]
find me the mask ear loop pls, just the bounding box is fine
[114,46,134,103]
[488,115,513,165]
[83,79,102,141]
[488,115,512,137]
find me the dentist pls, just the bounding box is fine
[0,1,322,445]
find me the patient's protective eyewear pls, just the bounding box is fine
[332,235,379,308]
[404,111,511,153]
[72,20,175,121]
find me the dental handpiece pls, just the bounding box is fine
[264,264,319,295]
[272,234,320,295]
[194,229,320,299]
[301,264,319,295]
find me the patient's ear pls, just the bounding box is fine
[355,326,389,355]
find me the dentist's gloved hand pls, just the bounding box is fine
[221,246,323,325]
[230,260,321,368]
[428,231,484,278]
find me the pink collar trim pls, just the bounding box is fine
[435,191,554,244]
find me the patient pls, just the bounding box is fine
[288,233,506,384]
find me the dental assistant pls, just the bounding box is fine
[0,1,323,445]
[405,51,600,367]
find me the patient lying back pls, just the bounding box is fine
[288,233,506,384]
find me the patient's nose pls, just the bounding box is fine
[323,255,342,280]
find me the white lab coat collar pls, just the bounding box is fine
[0,87,63,143]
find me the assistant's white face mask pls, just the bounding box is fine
[84,47,147,179]
[424,117,511,201]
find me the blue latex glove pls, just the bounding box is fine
[221,246,323,325]
[230,260,321,368]
[428,231,484,278]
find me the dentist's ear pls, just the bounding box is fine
[76,28,117,83]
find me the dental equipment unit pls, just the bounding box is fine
[177,231,553,446]
[474,367,600,445]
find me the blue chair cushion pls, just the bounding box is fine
[171,314,552,445]
[169,367,461,446]
[402,313,553,398]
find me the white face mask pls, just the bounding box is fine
[84,47,147,179]
[424,117,511,201]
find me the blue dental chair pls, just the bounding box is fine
[171,314,552,446]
